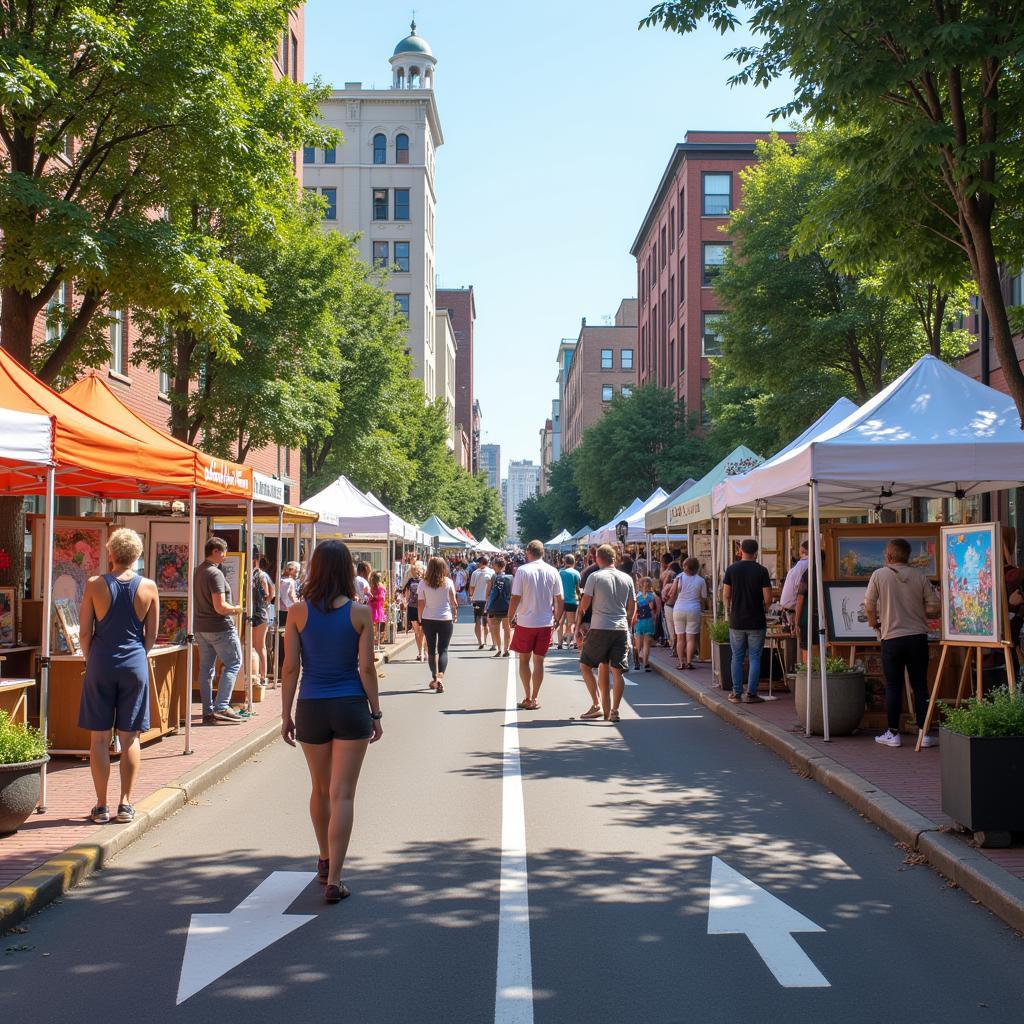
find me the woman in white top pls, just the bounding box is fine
[417,556,459,693]
[671,557,708,670]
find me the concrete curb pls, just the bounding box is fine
[0,716,281,932]
[383,634,417,663]
[650,658,1024,934]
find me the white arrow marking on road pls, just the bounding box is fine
[176,871,317,1004]
[707,857,830,988]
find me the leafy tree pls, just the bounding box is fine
[543,451,588,535]
[711,135,941,414]
[467,478,506,543]
[516,494,552,547]
[642,0,1024,422]
[570,385,712,524]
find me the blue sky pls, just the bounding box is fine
[304,1,795,474]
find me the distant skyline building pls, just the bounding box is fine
[505,459,541,542]
[480,443,501,491]
[539,417,554,494]
[437,285,477,472]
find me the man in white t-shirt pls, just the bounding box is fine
[469,556,496,650]
[507,540,563,711]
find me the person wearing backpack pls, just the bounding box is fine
[485,556,513,657]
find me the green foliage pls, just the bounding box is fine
[570,385,714,524]
[0,711,47,764]
[710,619,731,643]
[468,480,507,543]
[542,451,587,535]
[941,687,1024,738]
[516,494,552,546]
[797,656,858,675]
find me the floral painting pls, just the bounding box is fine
[941,524,1001,644]
[33,519,107,607]
[837,535,937,579]
[157,597,188,645]
[148,524,191,595]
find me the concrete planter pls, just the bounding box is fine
[794,669,866,736]
[940,729,1024,844]
[0,756,48,836]
[712,642,733,690]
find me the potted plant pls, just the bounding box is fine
[710,619,732,690]
[0,710,49,836]
[940,687,1024,848]
[794,656,866,736]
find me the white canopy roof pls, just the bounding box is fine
[301,475,405,539]
[664,446,763,528]
[588,496,643,545]
[712,398,859,515]
[714,356,1024,513]
[0,407,52,467]
[620,488,671,541]
[545,528,572,546]
[420,514,468,547]
[475,537,502,553]
[644,477,696,533]
[364,490,430,545]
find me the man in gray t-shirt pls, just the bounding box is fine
[192,537,244,724]
[576,544,636,723]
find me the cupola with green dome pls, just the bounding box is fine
[390,20,437,90]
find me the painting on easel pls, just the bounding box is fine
[940,523,1001,645]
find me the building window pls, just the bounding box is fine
[640,266,646,300]
[303,146,315,164]
[319,187,336,220]
[660,226,667,269]
[396,133,409,164]
[372,241,389,268]
[45,281,67,344]
[668,275,675,322]
[679,255,685,304]
[622,385,633,398]
[394,188,410,220]
[373,188,388,220]
[602,385,614,402]
[702,172,732,216]
[281,29,289,75]
[158,330,172,395]
[373,134,387,165]
[109,310,127,375]
[703,242,730,286]
[324,146,336,164]
[702,312,725,356]
[290,33,298,82]
[395,293,410,320]
[678,188,685,233]
[600,348,613,370]
[394,241,410,272]
[1011,270,1024,307]
[669,209,675,248]
[621,348,633,370]
[679,325,685,374]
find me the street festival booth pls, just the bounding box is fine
[713,355,1024,743]
[475,537,502,554]
[420,514,468,549]
[59,373,270,754]
[588,497,644,546]
[565,524,593,554]
[0,351,252,805]
[545,529,572,551]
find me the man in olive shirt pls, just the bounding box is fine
[193,537,244,724]
[865,538,941,749]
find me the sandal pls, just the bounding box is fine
[516,699,532,710]
[317,857,329,883]
[609,709,621,723]
[324,882,351,904]
[436,682,444,693]
[579,706,602,720]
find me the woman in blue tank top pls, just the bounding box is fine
[78,528,159,826]
[281,540,382,904]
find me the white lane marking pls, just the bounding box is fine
[707,857,830,988]
[495,657,535,1024]
[177,871,316,1004]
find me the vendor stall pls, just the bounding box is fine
[420,514,470,549]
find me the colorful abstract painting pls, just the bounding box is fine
[157,597,188,645]
[941,524,1001,644]
[33,519,108,607]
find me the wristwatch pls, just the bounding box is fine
[369,711,383,721]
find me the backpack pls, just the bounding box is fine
[488,574,511,614]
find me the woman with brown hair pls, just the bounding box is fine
[281,540,382,904]
[417,555,458,692]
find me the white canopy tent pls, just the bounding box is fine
[0,407,53,466]
[420,514,469,548]
[663,446,763,530]
[619,488,671,542]
[714,355,1024,742]
[545,528,572,547]
[643,477,697,534]
[364,490,430,546]
[301,475,405,539]
[475,537,502,554]
[588,496,644,545]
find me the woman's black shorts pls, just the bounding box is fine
[407,607,419,623]
[295,696,372,744]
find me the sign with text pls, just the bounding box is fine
[252,472,285,506]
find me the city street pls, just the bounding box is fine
[2,621,1021,1022]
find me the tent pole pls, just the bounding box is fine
[812,480,830,742]
[36,465,56,812]
[274,505,284,687]
[245,500,254,714]
[805,484,815,737]
[710,515,717,623]
[184,488,196,755]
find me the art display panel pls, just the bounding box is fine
[940,523,1002,645]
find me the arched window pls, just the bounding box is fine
[373,133,386,165]
[396,133,409,164]
[410,66,421,88]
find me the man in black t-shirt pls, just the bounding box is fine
[722,538,772,705]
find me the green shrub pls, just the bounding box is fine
[0,711,48,765]
[710,620,731,643]
[797,656,857,675]
[941,687,1024,738]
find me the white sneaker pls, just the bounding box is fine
[919,732,938,748]
[875,729,902,748]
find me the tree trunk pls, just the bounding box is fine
[170,328,193,441]
[0,496,25,600]
[0,287,39,368]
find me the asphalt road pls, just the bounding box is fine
[2,620,1022,1023]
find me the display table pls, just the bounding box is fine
[48,645,188,755]
[0,678,34,725]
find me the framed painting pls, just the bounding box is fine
[690,533,713,577]
[54,597,82,655]
[0,587,14,645]
[32,518,108,607]
[221,552,245,607]
[157,596,188,645]
[940,523,1002,645]
[823,582,877,643]
[832,525,939,580]
[149,522,191,595]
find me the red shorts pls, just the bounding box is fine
[510,624,554,657]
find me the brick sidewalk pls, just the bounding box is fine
[646,644,1024,880]
[0,634,414,889]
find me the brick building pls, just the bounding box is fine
[437,286,477,472]
[630,130,798,423]
[560,299,638,455]
[22,9,306,504]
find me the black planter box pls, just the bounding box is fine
[940,728,1024,831]
[715,642,732,690]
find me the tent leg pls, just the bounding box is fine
[812,480,830,742]
[274,506,284,687]
[37,466,55,812]
[184,489,196,755]
[710,515,717,622]
[245,501,254,714]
